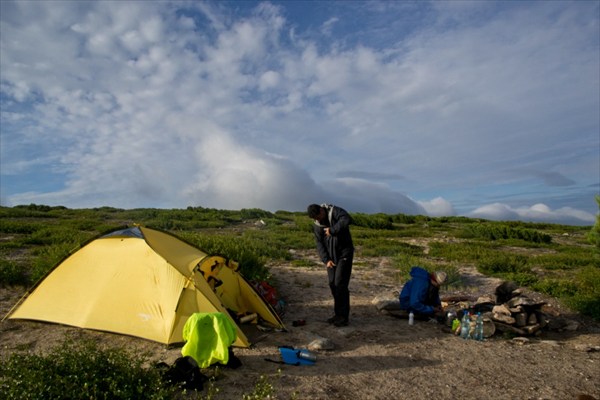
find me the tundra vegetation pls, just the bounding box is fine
[0,203,598,399]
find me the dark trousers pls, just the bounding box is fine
[327,255,353,319]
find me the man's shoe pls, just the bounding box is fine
[326,315,338,324]
[333,317,349,327]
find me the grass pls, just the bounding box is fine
[0,204,598,398]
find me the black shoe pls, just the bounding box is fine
[326,315,338,324]
[333,317,349,327]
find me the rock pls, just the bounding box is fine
[495,281,519,303]
[535,311,549,328]
[540,340,563,347]
[564,320,580,331]
[482,319,496,338]
[506,296,544,308]
[492,312,516,325]
[492,304,512,316]
[494,321,525,335]
[514,312,527,327]
[372,296,401,311]
[476,296,494,304]
[547,317,570,331]
[509,306,523,313]
[308,338,335,351]
[573,344,600,352]
[386,309,409,318]
[527,313,538,325]
[511,337,530,345]
[524,324,541,335]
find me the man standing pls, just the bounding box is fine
[307,203,354,327]
[399,266,447,319]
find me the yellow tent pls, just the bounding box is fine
[7,226,284,347]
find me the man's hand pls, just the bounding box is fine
[326,260,335,268]
[324,227,331,236]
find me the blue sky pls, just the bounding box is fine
[1,0,598,225]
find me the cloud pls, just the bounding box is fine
[0,1,597,225]
[469,203,595,226]
[335,171,405,181]
[418,197,455,217]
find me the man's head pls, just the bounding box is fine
[430,271,447,287]
[306,204,323,220]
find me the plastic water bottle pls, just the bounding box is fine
[460,310,470,339]
[297,349,317,362]
[408,312,414,326]
[474,312,484,341]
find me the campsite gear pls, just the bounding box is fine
[160,356,208,391]
[297,349,317,362]
[278,346,317,366]
[445,310,458,327]
[252,280,286,317]
[6,226,285,347]
[408,312,414,325]
[239,313,258,324]
[452,318,461,333]
[460,310,471,339]
[181,312,237,368]
[474,313,484,341]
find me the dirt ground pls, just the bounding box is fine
[1,249,599,400]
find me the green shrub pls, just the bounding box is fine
[588,195,600,249]
[358,238,423,257]
[0,337,175,400]
[351,213,394,230]
[0,259,28,286]
[530,249,598,270]
[466,223,552,243]
[476,253,538,286]
[532,278,579,298]
[428,241,498,263]
[566,266,600,320]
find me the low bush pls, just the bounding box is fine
[0,337,175,400]
[466,223,552,244]
[0,259,28,286]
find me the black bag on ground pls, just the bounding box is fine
[162,356,207,391]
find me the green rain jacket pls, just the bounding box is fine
[181,312,237,368]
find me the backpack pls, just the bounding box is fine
[252,280,286,317]
[161,356,208,391]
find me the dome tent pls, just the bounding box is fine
[6,226,284,347]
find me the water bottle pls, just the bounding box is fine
[297,349,317,362]
[474,312,484,341]
[408,312,414,326]
[460,310,470,339]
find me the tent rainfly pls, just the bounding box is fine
[6,226,285,347]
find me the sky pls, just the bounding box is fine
[1,1,598,226]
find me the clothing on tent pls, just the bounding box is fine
[181,312,237,368]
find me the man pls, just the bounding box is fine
[307,203,354,327]
[399,266,447,319]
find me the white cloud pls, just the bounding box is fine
[0,1,597,225]
[419,197,455,217]
[469,203,596,226]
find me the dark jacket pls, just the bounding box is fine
[399,266,441,315]
[312,204,354,265]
